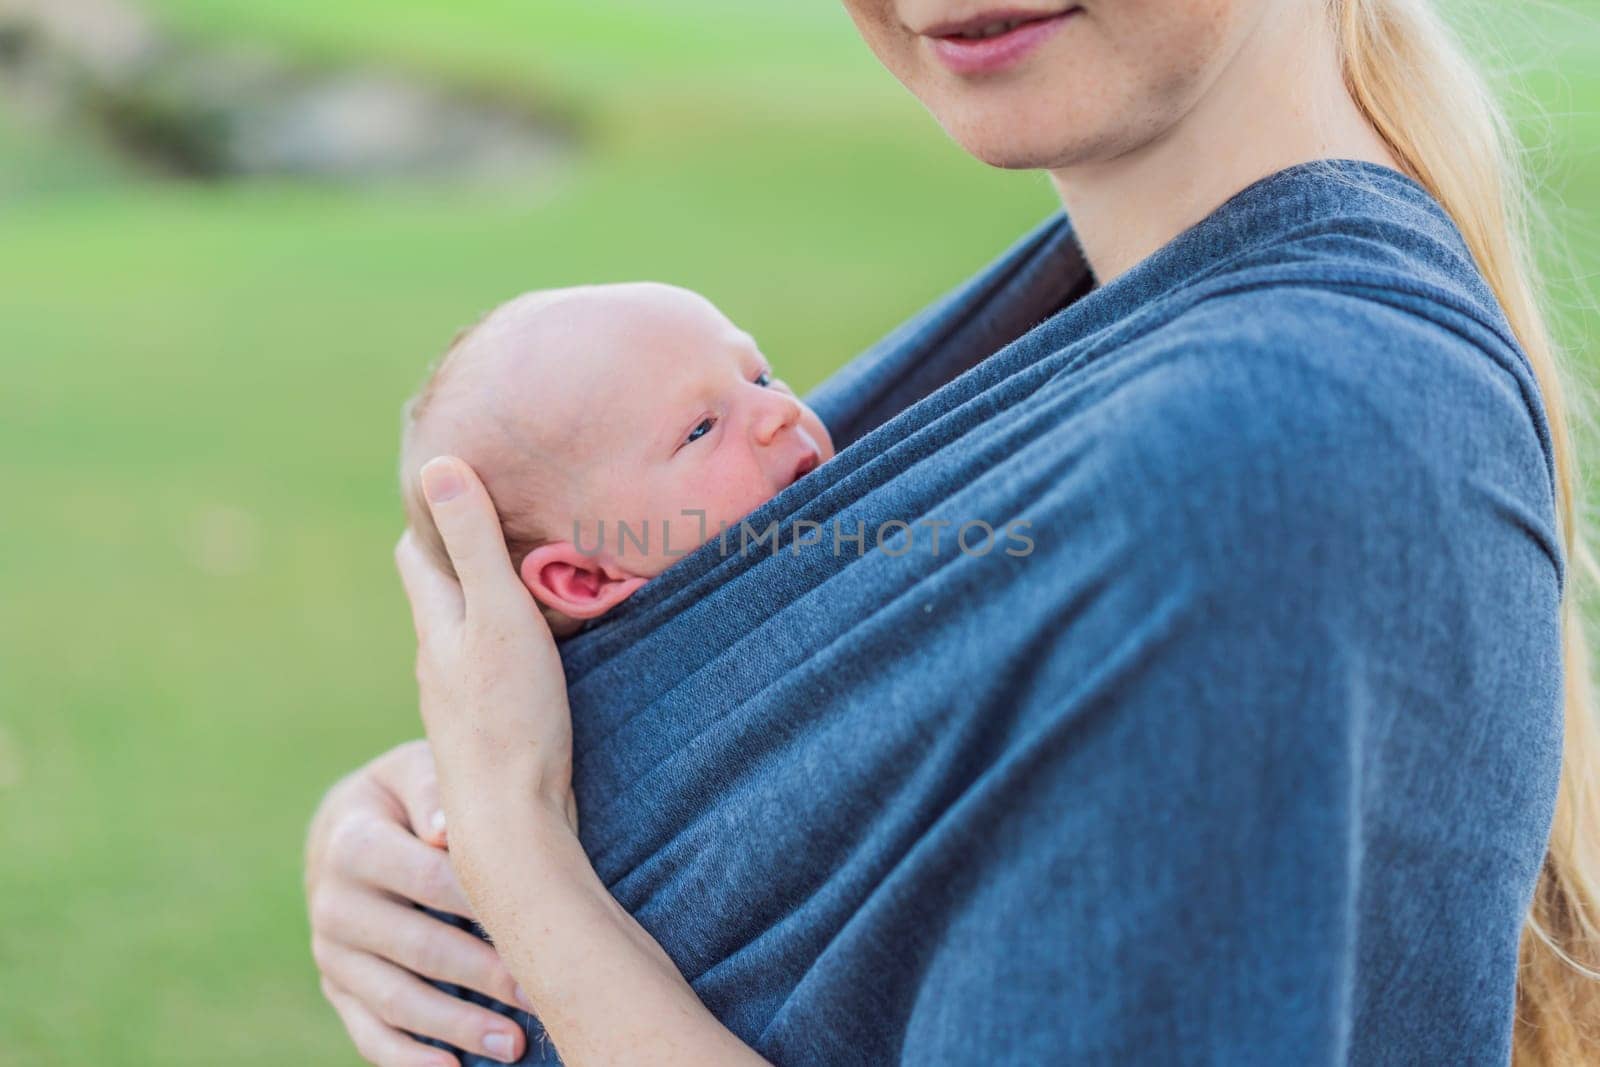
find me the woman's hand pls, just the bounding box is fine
[399,456,768,1066]
[304,739,533,1067]
[395,457,578,838]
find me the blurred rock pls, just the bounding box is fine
[0,0,155,79]
[211,64,566,181]
[0,0,573,181]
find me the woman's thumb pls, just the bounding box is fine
[383,740,449,848]
[409,779,448,848]
[418,456,520,613]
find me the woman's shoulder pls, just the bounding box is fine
[1107,160,1540,412]
[1066,279,1563,588]
[1060,162,1553,493]
[1163,160,1519,338]
[1126,275,1545,443]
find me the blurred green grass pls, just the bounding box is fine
[0,2,1596,1064]
[140,0,874,109]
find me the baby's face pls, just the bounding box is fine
[473,283,834,579]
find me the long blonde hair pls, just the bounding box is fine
[1333,0,1600,1060]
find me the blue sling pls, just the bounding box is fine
[430,159,1563,1065]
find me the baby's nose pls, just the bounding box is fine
[753,390,801,445]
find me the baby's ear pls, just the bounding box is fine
[518,543,648,620]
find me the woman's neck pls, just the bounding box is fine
[1050,2,1400,286]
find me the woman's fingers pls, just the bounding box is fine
[326,946,528,1065]
[370,738,449,848]
[325,891,525,1009]
[322,977,460,1067]
[333,813,473,917]
[416,457,524,617]
[396,529,465,637]
[307,741,532,1067]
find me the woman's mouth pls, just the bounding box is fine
[921,7,1082,77]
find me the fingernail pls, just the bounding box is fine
[420,458,463,503]
[483,1031,515,1061]
[514,984,535,1011]
[430,810,447,837]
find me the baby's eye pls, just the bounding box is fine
[685,417,716,445]
[754,370,772,387]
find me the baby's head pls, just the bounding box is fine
[401,283,834,636]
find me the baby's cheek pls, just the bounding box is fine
[655,495,739,558]
[708,485,773,536]
[658,508,713,557]
[803,409,836,462]
[682,474,774,540]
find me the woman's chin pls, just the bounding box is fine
[936,98,1172,176]
[938,118,1097,173]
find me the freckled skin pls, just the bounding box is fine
[839,0,1271,169]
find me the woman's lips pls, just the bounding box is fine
[923,8,1080,76]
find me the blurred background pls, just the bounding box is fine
[0,1,1595,1063]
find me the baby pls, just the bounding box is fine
[400,283,836,636]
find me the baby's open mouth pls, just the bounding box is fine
[790,449,820,485]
